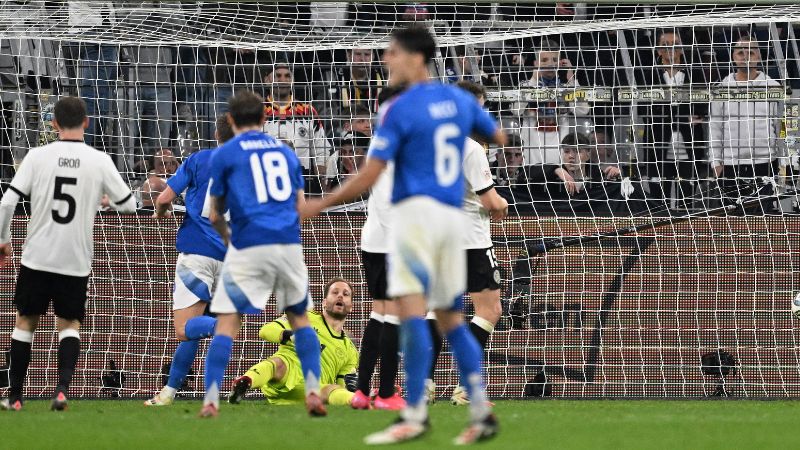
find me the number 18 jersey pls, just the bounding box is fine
[8,140,134,277]
[367,82,498,208]
[208,130,304,249]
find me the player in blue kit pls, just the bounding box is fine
[144,115,234,406]
[199,91,324,418]
[302,26,508,445]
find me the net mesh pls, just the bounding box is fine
[1,1,800,399]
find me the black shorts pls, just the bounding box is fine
[14,265,89,321]
[361,251,389,300]
[466,247,502,293]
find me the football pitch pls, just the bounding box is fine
[1,399,797,449]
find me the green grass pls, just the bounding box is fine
[1,399,797,449]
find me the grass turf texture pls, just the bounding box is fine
[1,399,797,449]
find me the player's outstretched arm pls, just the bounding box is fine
[478,188,509,221]
[209,195,229,245]
[153,186,178,218]
[0,188,19,267]
[258,319,293,344]
[300,157,386,220]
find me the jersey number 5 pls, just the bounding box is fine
[434,123,461,187]
[250,153,292,203]
[52,176,77,224]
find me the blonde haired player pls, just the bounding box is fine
[228,278,359,406]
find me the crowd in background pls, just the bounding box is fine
[1,2,799,216]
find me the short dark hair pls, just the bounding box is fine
[561,132,590,148]
[324,277,353,297]
[54,96,87,129]
[351,104,371,118]
[215,114,234,144]
[391,25,436,64]
[377,85,407,107]
[506,133,523,148]
[456,80,487,100]
[228,91,265,127]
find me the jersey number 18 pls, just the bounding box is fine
[249,152,292,203]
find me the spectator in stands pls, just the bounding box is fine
[710,34,783,214]
[638,28,707,207]
[139,176,167,211]
[152,148,179,178]
[590,130,623,180]
[68,1,118,151]
[263,63,333,194]
[126,45,174,152]
[491,134,526,187]
[320,48,386,118]
[325,131,369,192]
[516,39,589,165]
[340,104,372,137]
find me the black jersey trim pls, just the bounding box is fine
[59,139,85,143]
[114,193,133,205]
[320,314,346,340]
[475,183,495,196]
[275,320,286,330]
[7,185,28,198]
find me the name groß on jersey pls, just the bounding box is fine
[239,139,282,150]
[58,157,80,168]
[428,101,457,119]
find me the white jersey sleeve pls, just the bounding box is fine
[101,154,136,212]
[360,163,393,253]
[461,138,494,250]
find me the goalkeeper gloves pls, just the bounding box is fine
[343,373,358,392]
[280,330,294,344]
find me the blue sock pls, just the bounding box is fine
[292,326,322,393]
[447,324,489,420]
[184,316,216,340]
[166,339,200,390]
[400,317,432,408]
[203,334,233,404]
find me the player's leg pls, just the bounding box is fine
[200,312,241,416]
[354,298,384,407]
[2,265,49,411]
[148,255,221,406]
[229,357,287,403]
[322,384,355,406]
[424,312,443,403]
[374,299,405,410]
[276,243,324,417]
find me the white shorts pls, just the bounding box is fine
[210,244,311,315]
[387,197,467,310]
[173,253,223,310]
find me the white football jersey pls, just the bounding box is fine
[462,138,494,250]
[360,163,393,254]
[8,140,135,277]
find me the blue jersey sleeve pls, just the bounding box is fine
[208,150,228,198]
[166,154,193,194]
[367,104,403,162]
[471,100,499,140]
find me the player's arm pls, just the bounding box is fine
[302,157,386,219]
[155,156,192,218]
[101,155,136,213]
[0,154,35,266]
[338,342,360,391]
[209,195,228,245]
[471,98,508,147]
[478,188,508,221]
[154,186,178,218]
[466,142,508,221]
[258,317,294,344]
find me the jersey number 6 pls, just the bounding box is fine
[250,152,292,203]
[434,123,461,187]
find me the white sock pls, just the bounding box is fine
[204,382,220,408]
[161,385,177,399]
[11,327,33,343]
[465,373,490,422]
[384,314,400,325]
[471,316,495,333]
[401,400,428,424]
[370,312,385,322]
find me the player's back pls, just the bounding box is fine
[168,149,227,261]
[14,141,131,276]
[370,82,497,208]
[209,130,304,249]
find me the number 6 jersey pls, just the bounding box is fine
[5,140,135,276]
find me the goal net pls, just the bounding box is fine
[1,1,800,399]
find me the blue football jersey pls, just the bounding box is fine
[208,130,305,249]
[368,82,498,207]
[166,149,227,261]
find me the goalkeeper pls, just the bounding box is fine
[228,278,359,406]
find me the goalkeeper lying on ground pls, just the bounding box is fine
[228,277,359,406]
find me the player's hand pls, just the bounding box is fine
[152,209,172,219]
[343,373,358,392]
[280,330,294,344]
[100,195,111,209]
[490,197,509,221]
[300,199,325,221]
[0,243,11,268]
[602,165,621,179]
